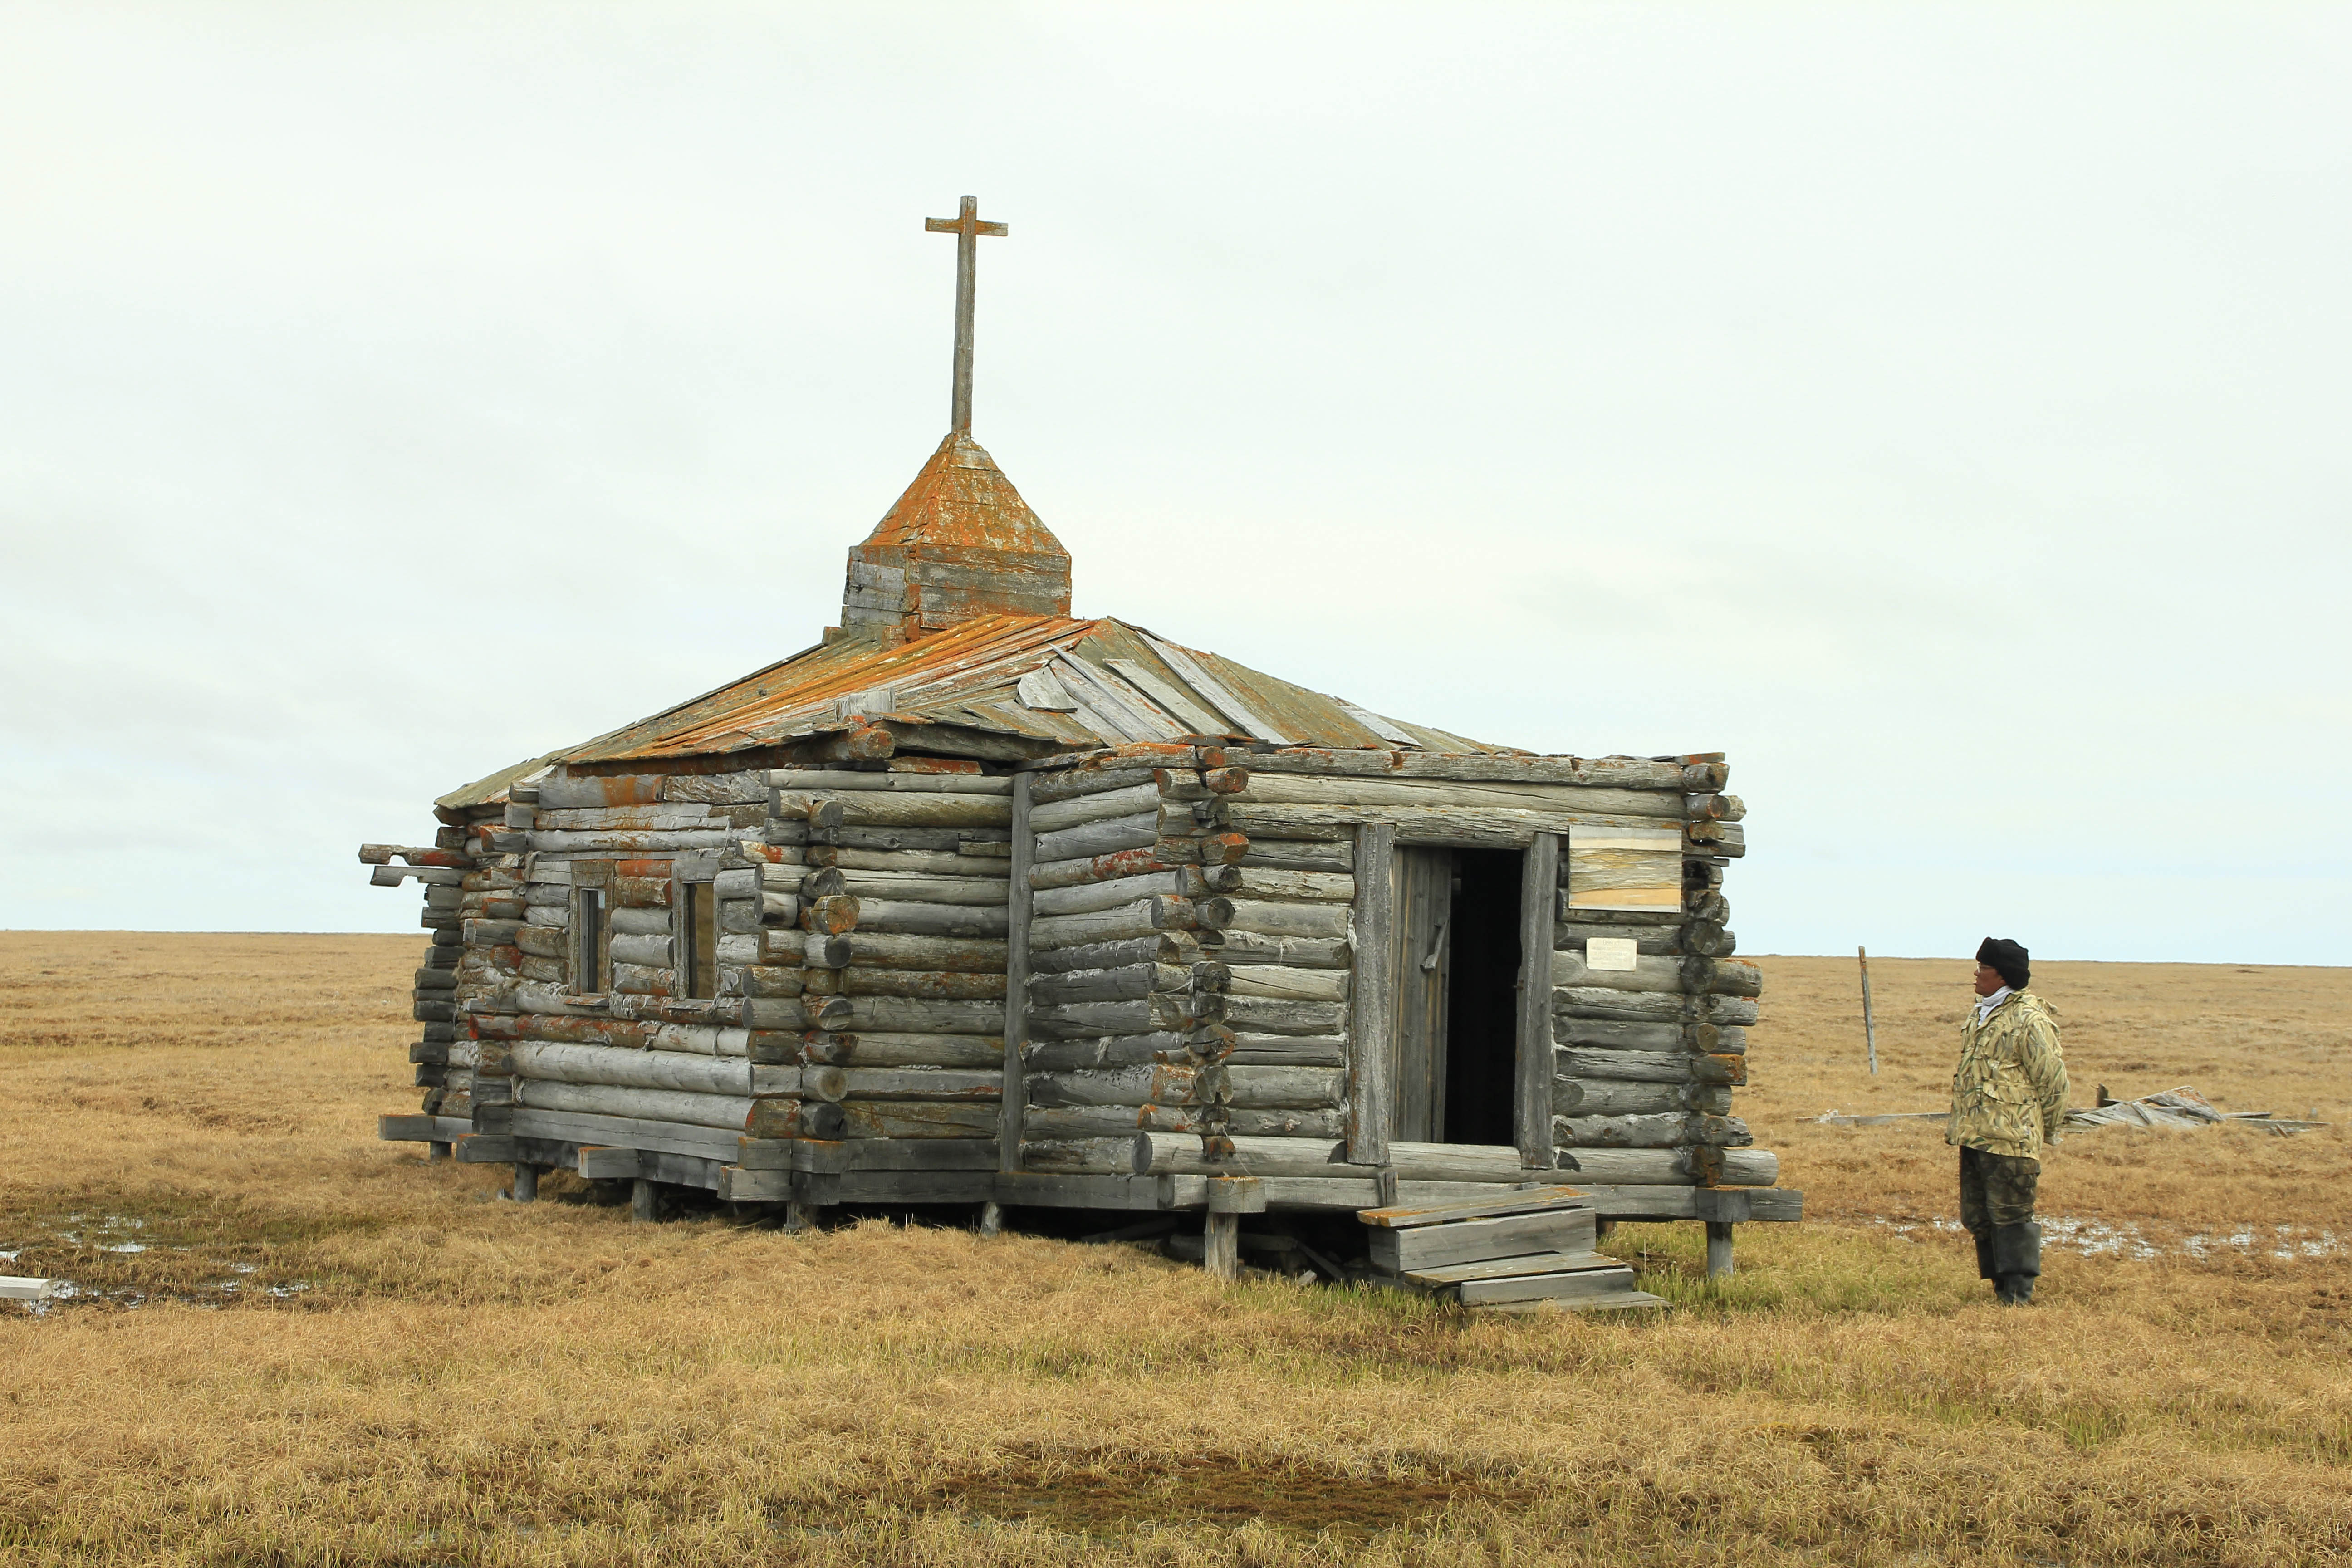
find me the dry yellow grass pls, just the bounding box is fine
[2,932,2348,1566]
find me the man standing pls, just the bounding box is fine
[1950,937,2068,1304]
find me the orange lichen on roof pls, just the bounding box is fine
[843,434,1072,635]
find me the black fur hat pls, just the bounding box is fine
[1976,937,2030,991]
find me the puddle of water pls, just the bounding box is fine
[1869,1216,2343,1261]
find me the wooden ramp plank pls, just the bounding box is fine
[1370,1207,1597,1272]
[1480,1289,1669,1314]
[1357,1184,1587,1230]
[1459,1264,1639,1307]
[1402,1248,1623,1287]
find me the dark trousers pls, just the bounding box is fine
[1958,1145,2039,1235]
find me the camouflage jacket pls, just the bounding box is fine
[1948,988,2068,1160]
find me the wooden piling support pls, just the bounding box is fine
[1705,1220,1735,1280]
[1204,1211,1240,1280]
[631,1178,657,1224]
[512,1163,539,1203]
[978,1200,1005,1236]
[426,1141,451,1163]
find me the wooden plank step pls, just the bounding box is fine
[1460,1263,1639,1307]
[1480,1288,1669,1314]
[1369,1207,1597,1272]
[1402,1248,1622,1287]
[1357,1184,1587,1230]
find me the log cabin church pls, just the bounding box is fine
[364,199,1798,1308]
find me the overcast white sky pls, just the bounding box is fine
[3,3,2346,964]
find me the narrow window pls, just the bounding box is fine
[572,886,608,992]
[678,881,719,1000]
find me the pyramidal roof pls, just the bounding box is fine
[841,432,1071,636]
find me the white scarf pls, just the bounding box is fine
[1973,985,2012,1024]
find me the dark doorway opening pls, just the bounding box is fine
[1441,848,1523,1147]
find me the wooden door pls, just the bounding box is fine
[1389,846,1452,1143]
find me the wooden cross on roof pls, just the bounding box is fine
[925,195,1008,436]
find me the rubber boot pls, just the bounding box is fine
[1971,1230,1997,1281]
[1991,1222,2041,1305]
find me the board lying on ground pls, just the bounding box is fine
[363,418,1799,1282]
[1817,1084,2328,1137]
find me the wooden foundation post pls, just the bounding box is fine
[1705,1221,1735,1280]
[426,1141,451,1163]
[785,1200,822,1232]
[631,1178,657,1224]
[1204,1212,1240,1281]
[511,1163,539,1203]
[978,1200,1005,1237]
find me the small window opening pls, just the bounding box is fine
[572,886,608,992]
[679,881,719,1000]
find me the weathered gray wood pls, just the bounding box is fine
[1517,831,1562,1170]
[1556,987,1760,1025]
[837,995,1004,1033]
[835,1067,1002,1101]
[1198,898,1348,939]
[803,930,1008,971]
[630,1177,658,1223]
[1027,765,1158,807]
[1028,846,1176,891]
[1555,1078,1732,1116]
[1029,964,1191,1006]
[1033,812,1157,862]
[1028,1103,1219,1137]
[1221,995,1345,1034]
[1029,781,1161,834]
[1388,1142,1535,1181]
[1706,1221,1735,1279]
[1225,804,1557,848]
[1225,1065,1345,1109]
[769,769,1010,795]
[1553,1016,1686,1050]
[510,1161,541,1202]
[510,1041,779,1097]
[1024,996,1196,1038]
[1369,1209,1595,1272]
[815,825,1009,853]
[804,1032,1004,1068]
[1554,1047,1745,1086]
[1391,846,1450,1146]
[1226,1107,1345,1137]
[1027,1064,1203,1107]
[781,791,1011,829]
[576,1145,645,1179]
[1239,837,1353,872]
[1000,770,1033,1175]
[1031,869,1193,918]
[850,900,1009,938]
[1234,774,1680,819]
[1555,922,1682,956]
[1027,931,1203,975]
[1203,1210,1241,1279]
[806,967,1006,1000]
[1229,1035,1346,1067]
[1130,1132,1347,1175]
[1357,1184,1588,1230]
[1018,1033,1187,1072]
[1551,950,1762,997]
[511,1078,767,1132]
[1402,1248,1620,1289]
[1555,1111,1748,1149]
[529,829,733,853]
[1223,965,1348,1001]
[828,1101,1014,1139]
[1031,896,1194,950]
[1020,1136,1147,1174]
[1240,750,1688,790]
[809,870,1008,906]
[807,846,1010,877]
[534,805,729,832]
[1204,931,1343,970]
[1198,866,1354,902]
[508,1106,747,1164]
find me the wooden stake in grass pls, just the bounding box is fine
[1858,946,1878,1076]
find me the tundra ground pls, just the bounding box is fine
[2,932,2346,1566]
